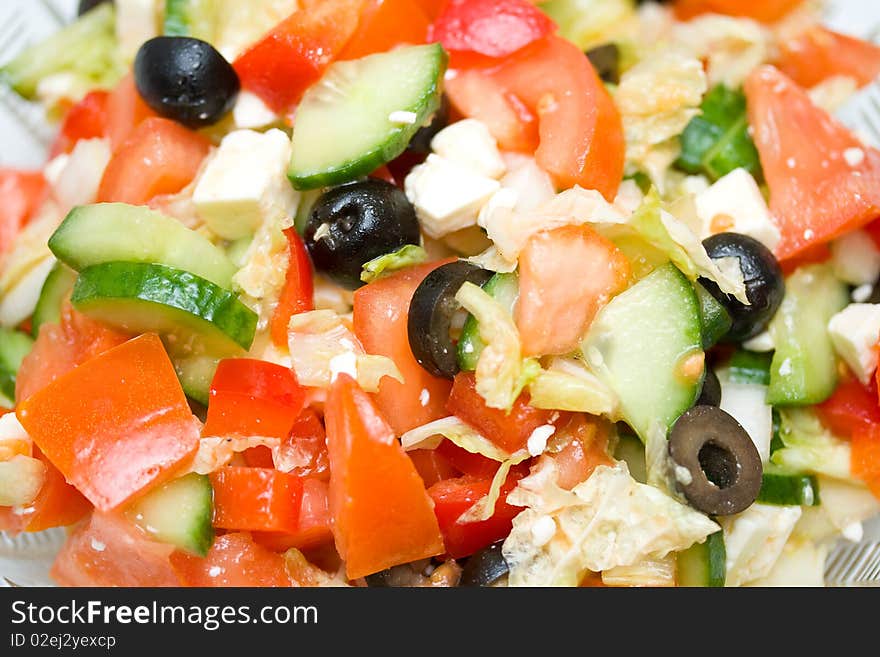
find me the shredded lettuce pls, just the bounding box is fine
[541,0,635,51]
[190,435,279,474]
[360,245,428,284]
[286,310,402,392]
[527,357,617,416]
[456,450,530,524]
[502,462,719,586]
[400,416,511,461]
[772,408,853,481]
[455,282,539,411]
[601,555,676,587]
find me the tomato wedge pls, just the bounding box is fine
[516,224,631,356]
[325,373,444,579]
[447,372,558,454]
[427,469,525,558]
[204,359,307,439]
[97,117,211,205]
[543,414,613,490]
[15,303,129,404]
[171,533,293,586]
[210,467,303,533]
[816,375,880,439]
[745,66,880,261]
[50,90,109,157]
[852,424,880,499]
[674,0,803,23]
[270,227,314,348]
[777,26,880,90]
[51,512,179,586]
[105,73,158,152]
[408,448,460,487]
[18,334,200,511]
[0,169,47,257]
[242,408,330,479]
[234,0,366,113]
[338,0,430,61]
[353,260,455,436]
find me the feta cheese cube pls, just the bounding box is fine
[719,379,773,462]
[500,154,555,212]
[233,91,278,130]
[404,154,500,239]
[720,503,802,587]
[694,168,781,251]
[827,303,880,385]
[742,330,774,353]
[830,229,880,286]
[193,129,298,240]
[431,119,506,179]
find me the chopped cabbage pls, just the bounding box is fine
[286,310,402,391]
[746,538,827,587]
[527,357,618,416]
[401,416,511,461]
[457,450,530,524]
[720,503,802,587]
[541,0,635,51]
[772,408,853,482]
[360,245,428,284]
[190,436,280,475]
[601,555,676,587]
[502,462,718,586]
[455,282,539,411]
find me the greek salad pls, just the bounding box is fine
[1,0,880,587]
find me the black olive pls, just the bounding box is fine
[406,95,450,155]
[304,179,421,290]
[668,405,762,516]
[695,368,721,407]
[78,0,111,15]
[460,542,509,587]
[585,44,620,85]
[408,261,492,379]
[698,232,784,342]
[134,36,240,128]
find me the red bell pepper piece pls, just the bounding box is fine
[97,117,211,205]
[0,169,47,257]
[17,334,201,511]
[816,375,880,439]
[233,0,366,113]
[432,0,556,62]
[338,0,431,61]
[325,373,444,579]
[427,469,525,558]
[252,477,333,551]
[243,408,330,480]
[446,372,558,454]
[408,447,461,487]
[852,424,880,499]
[203,358,307,439]
[435,440,500,478]
[270,227,314,348]
[171,532,293,586]
[777,26,880,91]
[674,0,802,23]
[50,90,110,156]
[210,466,303,533]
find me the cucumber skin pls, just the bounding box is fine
[127,473,214,557]
[757,473,820,507]
[174,354,220,406]
[71,262,257,351]
[0,329,34,402]
[677,531,726,587]
[457,272,519,372]
[288,45,448,190]
[31,264,78,337]
[695,282,732,349]
[767,265,848,406]
[728,350,772,386]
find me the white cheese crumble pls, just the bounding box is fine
[90,539,106,552]
[674,465,693,486]
[389,110,418,125]
[853,284,874,303]
[526,424,556,457]
[843,147,865,167]
[419,389,431,407]
[329,351,358,382]
[530,515,557,547]
[841,521,864,543]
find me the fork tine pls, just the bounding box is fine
[0,15,26,58]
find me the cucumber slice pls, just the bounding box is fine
[695,281,732,349]
[49,204,238,289]
[126,473,214,556]
[0,4,123,100]
[581,264,704,441]
[71,262,257,352]
[31,264,78,337]
[613,433,646,484]
[767,264,848,406]
[0,329,33,404]
[676,531,726,587]
[757,472,820,506]
[174,353,220,406]
[457,272,519,372]
[163,0,216,39]
[728,349,772,386]
[288,44,447,190]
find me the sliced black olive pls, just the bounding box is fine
[79,0,111,14]
[134,36,240,128]
[585,44,620,85]
[460,542,509,587]
[695,368,721,407]
[698,232,784,342]
[304,179,421,289]
[406,94,450,155]
[669,405,762,515]
[408,261,492,379]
